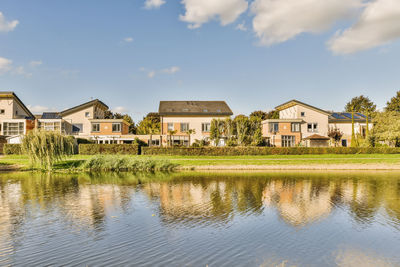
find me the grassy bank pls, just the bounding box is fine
[2,154,400,171]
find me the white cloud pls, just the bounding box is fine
[251,0,362,45]
[147,70,156,78]
[112,106,129,114]
[13,66,32,77]
[162,66,180,74]
[144,0,166,9]
[236,21,247,31]
[27,105,57,114]
[123,37,134,43]
[328,0,400,54]
[0,12,19,32]
[0,57,12,74]
[29,60,43,67]
[180,0,248,29]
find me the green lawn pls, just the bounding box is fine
[2,154,400,170]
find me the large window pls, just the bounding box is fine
[40,122,61,132]
[202,123,210,132]
[72,124,83,134]
[3,122,24,136]
[112,123,121,132]
[269,123,279,133]
[92,123,100,132]
[291,123,300,132]
[282,135,295,147]
[180,123,189,132]
[307,123,318,133]
[167,123,174,131]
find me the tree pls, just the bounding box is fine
[250,110,268,120]
[234,115,249,146]
[386,91,400,112]
[210,119,225,146]
[251,128,264,146]
[265,110,279,119]
[167,130,177,147]
[136,113,161,135]
[185,129,196,147]
[328,127,344,147]
[372,111,400,147]
[104,110,136,133]
[22,130,74,170]
[345,95,376,114]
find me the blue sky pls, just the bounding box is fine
[1,0,400,121]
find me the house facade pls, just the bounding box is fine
[159,101,233,146]
[262,100,372,147]
[0,92,35,137]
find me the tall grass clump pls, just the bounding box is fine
[82,155,178,171]
[22,130,74,170]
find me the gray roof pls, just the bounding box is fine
[329,112,368,123]
[41,112,62,119]
[159,101,233,116]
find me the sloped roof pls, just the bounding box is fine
[329,112,368,123]
[303,134,330,140]
[159,101,233,116]
[275,100,331,115]
[60,99,109,116]
[0,91,34,118]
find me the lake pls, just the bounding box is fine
[1,171,400,266]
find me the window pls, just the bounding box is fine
[180,123,189,132]
[269,122,279,133]
[307,123,318,132]
[216,109,221,113]
[202,123,211,132]
[182,108,189,112]
[112,123,121,132]
[291,123,300,132]
[92,123,100,132]
[203,109,208,112]
[40,122,61,131]
[167,123,174,131]
[0,109,4,115]
[301,112,305,117]
[3,122,24,135]
[72,124,83,133]
[15,110,18,115]
[85,112,90,118]
[282,135,295,147]
[342,139,347,147]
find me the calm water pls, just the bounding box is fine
[1,171,400,266]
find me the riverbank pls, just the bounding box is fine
[2,154,400,171]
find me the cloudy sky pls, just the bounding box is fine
[1,0,400,121]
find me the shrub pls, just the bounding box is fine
[3,144,23,155]
[142,146,400,156]
[82,155,177,171]
[79,144,139,155]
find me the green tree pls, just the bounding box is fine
[22,130,74,170]
[234,115,249,146]
[167,130,177,147]
[386,91,400,112]
[136,113,161,135]
[185,129,196,147]
[250,110,268,120]
[251,128,263,146]
[328,127,344,147]
[265,110,279,119]
[104,110,136,133]
[372,111,400,147]
[345,95,376,114]
[210,119,225,146]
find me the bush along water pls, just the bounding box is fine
[82,155,178,171]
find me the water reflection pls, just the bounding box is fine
[1,171,400,266]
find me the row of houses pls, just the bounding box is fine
[0,91,370,147]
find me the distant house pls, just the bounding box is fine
[0,92,35,137]
[159,101,233,146]
[262,100,371,147]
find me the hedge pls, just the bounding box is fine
[142,146,400,156]
[3,144,23,155]
[79,144,139,155]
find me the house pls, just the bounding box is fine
[37,112,72,134]
[159,101,233,146]
[0,92,35,137]
[89,119,131,144]
[262,100,371,147]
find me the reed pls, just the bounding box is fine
[81,155,178,171]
